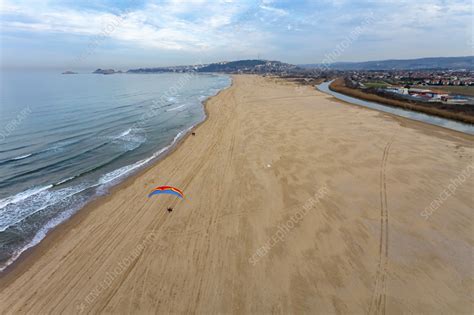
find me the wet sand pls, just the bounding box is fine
[0,75,473,314]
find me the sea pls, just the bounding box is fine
[0,70,231,271]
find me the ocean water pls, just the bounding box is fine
[0,71,231,270]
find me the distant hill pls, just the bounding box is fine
[128,60,298,74]
[198,60,267,72]
[299,56,474,70]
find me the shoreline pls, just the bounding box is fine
[1,75,472,314]
[0,77,234,278]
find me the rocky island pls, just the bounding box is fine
[93,69,122,75]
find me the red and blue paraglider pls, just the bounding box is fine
[148,186,184,199]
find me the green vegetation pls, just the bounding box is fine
[329,78,474,124]
[364,81,389,88]
[419,86,474,97]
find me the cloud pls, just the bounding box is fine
[0,0,264,51]
[259,4,288,16]
[0,0,471,67]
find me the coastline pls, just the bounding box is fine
[0,77,233,276]
[1,75,472,314]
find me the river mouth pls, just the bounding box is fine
[317,80,474,135]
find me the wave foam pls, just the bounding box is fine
[0,153,33,165]
[12,153,32,161]
[0,184,90,232]
[110,128,146,151]
[0,198,87,272]
[166,104,186,112]
[98,125,194,187]
[0,185,53,209]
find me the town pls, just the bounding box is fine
[104,58,474,106]
[343,70,474,105]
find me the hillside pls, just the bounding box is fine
[127,59,298,74]
[300,56,474,70]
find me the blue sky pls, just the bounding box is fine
[0,0,472,70]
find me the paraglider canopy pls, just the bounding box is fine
[148,186,184,199]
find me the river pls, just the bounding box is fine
[317,81,474,135]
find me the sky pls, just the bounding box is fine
[0,0,472,70]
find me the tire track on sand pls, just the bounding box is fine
[368,139,393,315]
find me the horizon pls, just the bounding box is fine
[1,0,472,70]
[0,55,473,72]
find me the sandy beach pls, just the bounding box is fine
[0,75,472,314]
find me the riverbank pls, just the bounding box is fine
[329,78,474,124]
[318,80,474,135]
[0,75,472,314]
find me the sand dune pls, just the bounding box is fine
[0,75,472,314]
